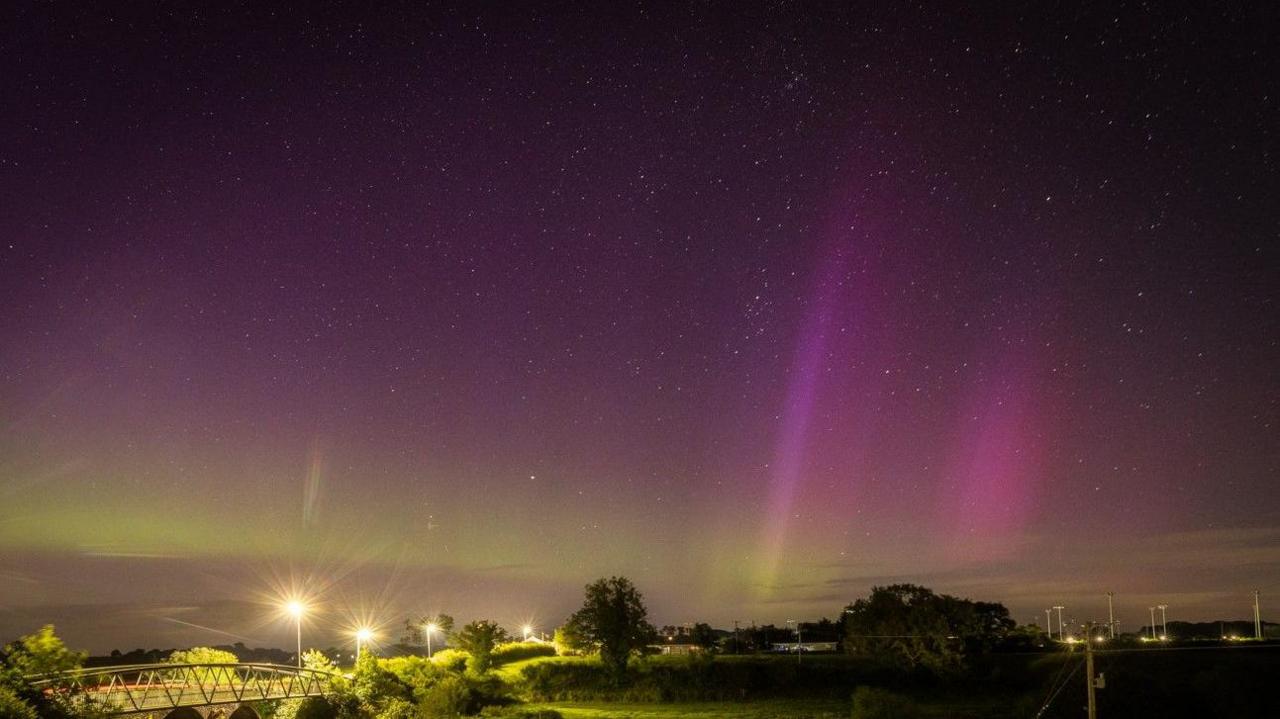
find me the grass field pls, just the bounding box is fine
[523,700,848,718]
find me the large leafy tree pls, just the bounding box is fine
[165,647,240,685]
[453,620,509,674]
[841,584,1013,675]
[564,577,656,680]
[166,647,238,665]
[689,623,718,651]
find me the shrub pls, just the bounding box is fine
[851,686,922,719]
[374,698,417,719]
[380,655,447,700]
[491,642,555,666]
[419,675,477,717]
[0,686,38,719]
[430,649,470,673]
[291,696,339,719]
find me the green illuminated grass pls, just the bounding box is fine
[523,700,847,718]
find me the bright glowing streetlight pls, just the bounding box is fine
[355,628,374,660]
[284,600,307,667]
[424,623,439,657]
[522,625,534,641]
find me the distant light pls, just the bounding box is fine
[1159,635,1167,641]
[1094,636,1105,643]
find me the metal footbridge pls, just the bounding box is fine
[29,663,331,716]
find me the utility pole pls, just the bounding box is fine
[1148,607,1157,640]
[1045,609,1053,640]
[1255,591,1263,640]
[733,620,740,654]
[1157,605,1168,639]
[1084,622,1100,719]
[1053,606,1065,641]
[1106,592,1116,639]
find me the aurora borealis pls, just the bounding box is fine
[1,4,1277,653]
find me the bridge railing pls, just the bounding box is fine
[28,663,333,714]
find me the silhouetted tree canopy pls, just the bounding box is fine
[453,621,509,674]
[565,576,656,680]
[841,584,1013,675]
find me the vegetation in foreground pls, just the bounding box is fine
[4,578,1278,719]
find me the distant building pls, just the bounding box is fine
[770,641,838,653]
[651,642,704,655]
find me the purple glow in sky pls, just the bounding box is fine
[0,3,1277,652]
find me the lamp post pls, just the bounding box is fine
[286,601,306,668]
[1148,607,1157,640]
[1106,592,1116,639]
[1157,605,1168,640]
[356,628,373,661]
[1255,590,1263,640]
[1045,609,1053,640]
[1053,606,1065,641]
[424,623,438,657]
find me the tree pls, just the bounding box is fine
[564,576,656,680]
[402,614,454,646]
[166,647,238,665]
[552,625,587,655]
[351,652,410,708]
[842,584,963,674]
[1,625,100,719]
[689,623,718,651]
[165,647,240,686]
[453,621,509,674]
[302,649,338,673]
[841,584,1015,675]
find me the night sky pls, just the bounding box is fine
[2,3,1277,653]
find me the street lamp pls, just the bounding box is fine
[285,600,307,668]
[355,628,374,661]
[522,625,534,641]
[424,623,439,657]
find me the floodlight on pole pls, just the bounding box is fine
[1106,592,1116,639]
[523,625,533,641]
[1045,609,1053,640]
[1053,606,1065,641]
[1157,604,1168,640]
[1254,591,1263,640]
[1148,607,1157,640]
[356,628,374,661]
[285,600,307,668]
[424,623,438,657]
